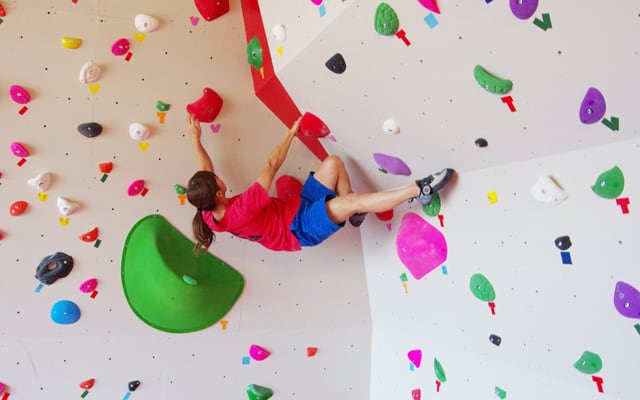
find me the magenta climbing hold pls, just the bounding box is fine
[128,179,145,196]
[373,153,411,175]
[613,281,640,318]
[509,0,538,20]
[411,389,421,400]
[10,85,31,104]
[299,112,330,138]
[418,0,440,14]
[79,278,98,293]
[396,212,447,280]
[579,87,606,124]
[407,349,422,368]
[111,38,130,56]
[194,0,230,21]
[10,142,29,157]
[276,175,302,198]
[249,344,271,361]
[186,88,223,123]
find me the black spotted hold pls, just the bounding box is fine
[128,380,141,392]
[475,138,488,148]
[554,235,572,250]
[325,53,346,74]
[78,122,103,138]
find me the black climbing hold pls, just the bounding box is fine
[475,138,488,148]
[35,252,74,285]
[554,235,572,250]
[78,122,103,138]
[489,334,502,346]
[128,380,141,392]
[325,53,346,74]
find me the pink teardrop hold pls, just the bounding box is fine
[396,212,447,280]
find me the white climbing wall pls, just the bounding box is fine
[258,0,640,399]
[0,1,371,399]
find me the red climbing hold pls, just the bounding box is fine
[186,88,223,123]
[299,112,330,138]
[194,0,229,21]
[10,200,28,216]
[79,378,95,390]
[79,227,99,242]
[99,162,113,173]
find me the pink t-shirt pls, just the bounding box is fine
[202,182,302,251]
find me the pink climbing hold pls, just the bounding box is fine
[417,0,440,14]
[310,0,323,5]
[407,349,422,368]
[299,112,330,138]
[276,175,302,199]
[79,278,98,293]
[10,85,31,104]
[186,88,223,123]
[194,0,230,21]
[249,344,271,361]
[128,179,145,196]
[373,153,411,176]
[10,142,29,157]
[396,212,448,280]
[411,388,421,400]
[111,38,130,56]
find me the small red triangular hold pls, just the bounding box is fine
[79,378,95,389]
[306,347,318,357]
[299,112,330,138]
[418,0,440,14]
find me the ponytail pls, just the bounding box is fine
[192,209,215,255]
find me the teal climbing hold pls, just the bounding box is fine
[246,384,273,400]
[470,273,496,302]
[591,165,624,199]
[374,3,399,35]
[434,357,447,383]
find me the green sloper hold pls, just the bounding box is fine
[573,350,603,374]
[374,3,399,35]
[422,192,441,217]
[174,184,187,194]
[247,36,263,70]
[121,214,244,333]
[434,357,447,383]
[470,273,496,302]
[246,384,273,400]
[495,386,507,399]
[591,166,624,199]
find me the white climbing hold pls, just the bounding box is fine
[129,122,151,141]
[28,171,52,192]
[57,197,80,216]
[530,176,568,204]
[79,62,101,84]
[134,14,160,33]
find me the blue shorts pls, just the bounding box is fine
[290,173,344,247]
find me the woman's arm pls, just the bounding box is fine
[187,114,214,173]
[256,117,301,192]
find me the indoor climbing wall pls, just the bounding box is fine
[254,0,639,399]
[0,1,372,399]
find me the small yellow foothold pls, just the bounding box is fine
[277,46,283,56]
[138,142,150,152]
[487,191,498,204]
[37,192,49,202]
[133,32,146,42]
[61,37,82,49]
[87,83,101,94]
[59,217,70,226]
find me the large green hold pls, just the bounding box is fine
[247,36,263,70]
[121,214,244,333]
[591,165,624,199]
[246,384,273,400]
[434,357,447,383]
[469,273,496,302]
[374,3,399,35]
[422,192,441,217]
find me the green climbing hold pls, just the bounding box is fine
[247,36,263,70]
[573,350,602,374]
[591,165,624,199]
[434,357,447,383]
[470,273,496,302]
[174,184,187,194]
[495,386,507,399]
[422,192,441,217]
[374,3,399,35]
[246,384,273,400]
[156,100,171,112]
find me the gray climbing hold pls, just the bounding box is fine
[325,53,346,74]
[78,122,103,138]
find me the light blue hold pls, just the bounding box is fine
[51,300,81,325]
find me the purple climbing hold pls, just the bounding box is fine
[373,153,411,176]
[613,281,640,319]
[509,0,538,20]
[579,87,606,124]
